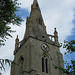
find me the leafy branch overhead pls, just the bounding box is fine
[63,40,75,54]
[55,40,75,75]
[53,60,75,75]
[0,59,12,71]
[60,40,75,54]
[0,0,23,46]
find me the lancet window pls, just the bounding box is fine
[42,57,44,72]
[42,55,48,73]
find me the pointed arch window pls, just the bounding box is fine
[41,56,48,73]
[45,58,48,73]
[42,57,44,72]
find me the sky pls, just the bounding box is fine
[0,0,75,75]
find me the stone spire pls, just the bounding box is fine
[23,0,50,43]
[30,0,42,21]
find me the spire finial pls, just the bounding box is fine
[33,0,38,4]
[54,28,58,36]
[16,35,18,39]
[14,35,19,52]
[32,0,39,9]
[33,0,37,2]
[54,28,57,33]
[54,28,59,44]
[15,35,19,43]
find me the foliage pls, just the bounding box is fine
[54,40,75,75]
[65,60,75,75]
[63,40,75,75]
[63,40,75,54]
[0,0,23,46]
[0,59,12,74]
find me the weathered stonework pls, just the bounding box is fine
[10,0,64,75]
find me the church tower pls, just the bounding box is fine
[10,0,64,75]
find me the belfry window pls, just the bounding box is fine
[42,57,44,72]
[42,57,48,73]
[45,58,48,73]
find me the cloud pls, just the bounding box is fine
[38,0,75,53]
[18,0,33,11]
[0,0,75,74]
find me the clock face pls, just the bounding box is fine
[41,43,50,52]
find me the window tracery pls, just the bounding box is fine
[41,54,48,73]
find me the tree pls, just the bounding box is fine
[63,40,75,54]
[0,0,23,46]
[63,40,75,75]
[0,0,23,74]
[0,59,11,71]
[54,40,75,75]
